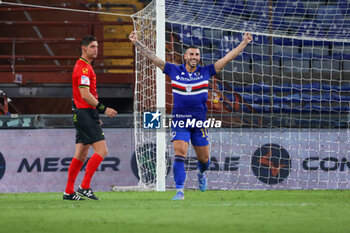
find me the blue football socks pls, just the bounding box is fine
[198,159,210,174]
[173,155,186,189]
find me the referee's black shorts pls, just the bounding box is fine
[73,108,105,145]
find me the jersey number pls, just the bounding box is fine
[200,128,208,138]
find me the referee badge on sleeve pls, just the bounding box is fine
[81,75,90,85]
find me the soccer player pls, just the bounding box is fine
[63,35,118,201]
[129,31,252,200]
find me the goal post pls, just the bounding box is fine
[155,0,166,192]
[132,0,350,191]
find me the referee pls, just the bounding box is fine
[63,35,117,201]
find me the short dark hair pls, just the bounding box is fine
[81,35,97,47]
[80,35,97,54]
[185,45,199,52]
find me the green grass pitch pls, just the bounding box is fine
[1,190,350,233]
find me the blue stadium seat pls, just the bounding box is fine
[180,25,192,45]
[197,3,216,17]
[298,21,326,46]
[242,94,271,104]
[230,83,262,92]
[210,29,223,48]
[251,54,270,74]
[201,48,213,64]
[275,0,305,17]
[273,10,303,33]
[337,0,350,16]
[247,19,269,32]
[301,92,333,103]
[191,26,203,46]
[222,0,245,16]
[300,82,322,90]
[303,0,321,18]
[230,58,251,73]
[337,81,350,91]
[213,48,223,60]
[179,25,204,46]
[167,1,196,23]
[328,22,350,39]
[225,79,350,114]
[245,0,268,16]
[202,27,213,47]
[272,83,292,93]
[200,4,231,27]
[315,5,344,32]
[253,35,269,45]
[247,42,270,61]
[273,38,301,57]
[273,45,301,57]
[332,94,350,102]
[220,34,247,57]
[275,94,303,105]
[312,55,341,72]
[168,23,181,35]
[272,10,287,31]
[298,20,319,38]
[281,57,311,77]
[343,60,350,72]
[303,104,349,114]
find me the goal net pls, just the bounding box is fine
[132,0,350,190]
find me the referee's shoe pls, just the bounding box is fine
[63,192,85,201]
[77,186,100,200]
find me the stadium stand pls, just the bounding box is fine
[0,0,348,116]
[0,0,145,114]
[164,0,350,118]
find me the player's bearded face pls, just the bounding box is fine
[84,41,98,59]
[185,48,200,68]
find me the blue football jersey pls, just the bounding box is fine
[163,63,216,120]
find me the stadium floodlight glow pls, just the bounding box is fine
[132,0,350,191]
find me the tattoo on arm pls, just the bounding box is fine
[134,41,165,69]
[135,41,156,61]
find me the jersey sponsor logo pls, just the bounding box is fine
[81,75,90,86]
[175,75,203,81]
[82,68,89,74]
[175,75,204,81]
[251,143,291,185]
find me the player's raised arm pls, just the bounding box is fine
[129,31,166,71]
[214,32,253,73]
